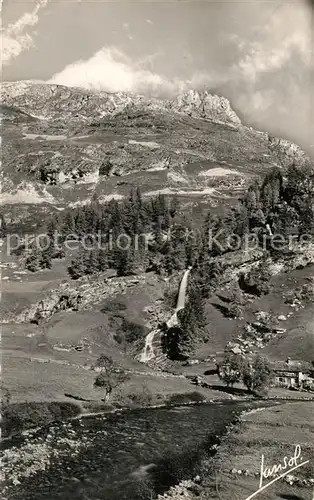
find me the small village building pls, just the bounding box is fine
[271,358,314,389]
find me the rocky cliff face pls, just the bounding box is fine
[267,134,309,168]
[1,82,241,125]
[169,89,242,125]
[8,274,146,324]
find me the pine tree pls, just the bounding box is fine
[125,189,141,236]
[284,163,314,236]
[260,167,283,212]
[108,199,123,235]
[169,194,179,218]
[98,248,108,271]
[61,211,76,240]
[163,324,194,360]
[44,218,60,259]
[113,247,135,276]
[39,248,52,269]
[87,248,99,275]
[184,227,200,268]
[74,208,88,236]
[68,248,88,279]
[25,246,41,272]
[152,217,165,252]
[135,186,147,232]
[243,179,261,212]
[178,285,206,338]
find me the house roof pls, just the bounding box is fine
[271,360,313,374]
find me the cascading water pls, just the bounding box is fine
[139,329,158,363]
[139,268,192,362]
[175,267,192,312]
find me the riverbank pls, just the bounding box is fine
[0,391,213,440]
[158,400,314,500]
[0,401,249,500]
[3,377,314,440]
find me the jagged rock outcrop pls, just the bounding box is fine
[1,81,148,121]
[267,134,310,168]
[17,286,84,323]
[170,90,241,125]
[10,274,147,324]
[1,82,241,126]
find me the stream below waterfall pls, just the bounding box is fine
[1,401,263,500]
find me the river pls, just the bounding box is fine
[1,401,257,500]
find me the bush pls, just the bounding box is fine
[113,318,147,345]
[239,260,272,296]
[1,402,80,437]
[99,160,113,176]
[127,388,153,407]
[123,319,147,343]
[167,391,206,406]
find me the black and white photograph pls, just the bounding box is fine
[1,0,314,498]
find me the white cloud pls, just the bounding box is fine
[229,3,311,85]
[48,46,214,96]
[221,2,313,149]
[1,0,49,66]
[47,2,311,109]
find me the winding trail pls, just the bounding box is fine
[139,267,192,363]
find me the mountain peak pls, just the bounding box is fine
[170,89,242,125]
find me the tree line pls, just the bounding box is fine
[23,163,314,277]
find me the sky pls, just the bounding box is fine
[1,0,313,154]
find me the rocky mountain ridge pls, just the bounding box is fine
[1,81,311,227]
[1,82,241,125]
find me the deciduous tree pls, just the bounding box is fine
[93,354,129,401]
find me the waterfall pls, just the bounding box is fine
[166,267,191,328]
[139,267,192,363]
[175,267,192,312]
[266,223,273,236]
[139,329,158,363]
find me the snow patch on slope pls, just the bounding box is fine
[128,139,160,150]
[1,183,56,204]
[198,167,241,177]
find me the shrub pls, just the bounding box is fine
[127,388,153,407]
[239,260,272,296]
[167,391,206,406]
[99,160,113,176]
[1,402,80,437]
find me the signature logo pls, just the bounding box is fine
[244,445,310,500]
